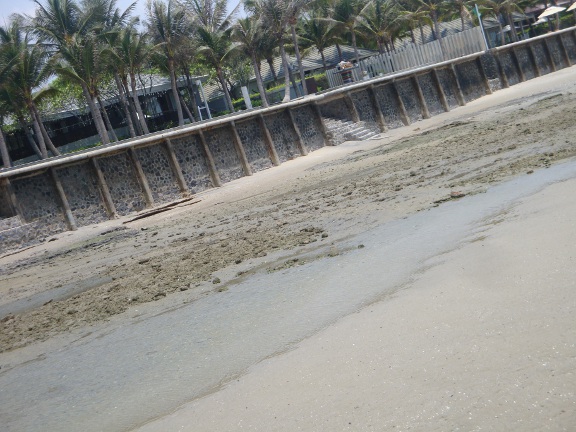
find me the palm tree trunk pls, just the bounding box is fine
[251,53,269,108]
[291,24,308,96]
[419,23,425,43]
[320,49,327,72]
[30,114,48,158]
[507,12,518,42]
[81,83,110,145]
[336,43,343,61]
[267,57,278,82]
[410,27,416,44]
[168,59,184,126]
[18,118,42,158]
[114,73,136,138]
[184,70,201,121]
[498,22,505,46]
[217,69,235,113]
[129,74,150,135]
[123,76,143,135]
[432,12,447,60]
[0,127,11,168]
[461,12,466,31]
[31,106,61,156]
[178,92,194,122]
[351,30,360,64]
[279,41,292,103]
[97,96,118,142]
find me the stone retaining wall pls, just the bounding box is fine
[1,28,576,252]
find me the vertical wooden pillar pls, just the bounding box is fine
[91,158,117,219]
[230,121,253,177]
[1,178,22,220]
[312,102,331,146]
[367,85,387,132]
[542,39,557,72]
[287,109,308,156]
[494,53,509,89]
[510,48,526,82]
[197,130,221,187]
[345,92,360,123]
[475,57,492,95]
[431,69,450,112]
[449,63,466,106]
[164,138,189,196]
[391,81,410,126]
[49,167,77,231]
[257,114,280,166]
[528,45,542,77]
[128,147,154,208]
[557,34,571,67]
[411,76,431,119]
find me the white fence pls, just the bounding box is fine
[327,27,486,88]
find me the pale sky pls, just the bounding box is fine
[0,0,242,26]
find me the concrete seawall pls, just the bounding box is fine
[1,28,575,252]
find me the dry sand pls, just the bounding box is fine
[0,66,575,431]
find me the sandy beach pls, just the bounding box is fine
[1,67,575,431]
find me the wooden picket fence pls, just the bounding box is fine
[327,27,486,88]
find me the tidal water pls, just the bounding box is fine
[1,161,576,432]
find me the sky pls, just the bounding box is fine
[0,0,242,26]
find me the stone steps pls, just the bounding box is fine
[0,216,22,232]
[324,118,380,145]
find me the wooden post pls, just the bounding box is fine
[367,85,387,132]
[197,130,221,187]
[391,81,410,126]
[557,34,571,67]
[230,121,253,177]
[257,114,280,166]
[494,53,509,89]
[411,76,431,119]
[345,92,360,123]
[91,158,117,219]
[128,147,154,208]
[510,48,526,82]
[164,138,190,196]
[449,63,466,106]
[287,109,308,156]
[542,39,557,72]
[528,45,542,77]
[475,57,492,95]
[49,167,77,231]
[431,69,450,112]
[312,102,331,146]
[1,178,22,219]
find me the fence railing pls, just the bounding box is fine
[326,27,486,88]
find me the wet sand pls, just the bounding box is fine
[137,174,576,432]
[1,67,576,431]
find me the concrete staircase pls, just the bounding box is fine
[0,216,39,254]
[324,118,380,146]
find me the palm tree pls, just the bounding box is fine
[286,0,311,95]
[147,0,188,126]
[0,17,60,158]
[33,0,112,144]
[452,0,473,31]
[231,17,270,107]
[359,0,401,53]
[187,0,238,113]
[244,0,293,102]
[299,10,338,71]
[329,0,365,64]
[104,28,159,134]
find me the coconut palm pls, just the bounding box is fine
[299,10,338,71]
[244,0,294,102]
[186,0,238,113]
[359,0,401,53]
[329,0,365,64]
[231,17,270,107]
[286,0,311,95]
[0,17,60,158]
[147,0,188,126]
[33,0,113,144]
